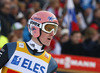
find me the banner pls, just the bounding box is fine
[51,54,100,72]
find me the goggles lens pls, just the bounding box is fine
[42,23,58,35]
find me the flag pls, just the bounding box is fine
[63,0,79,35]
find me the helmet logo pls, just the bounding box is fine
[48,16,56,21]
[30,21,41,27]
[34,17,41,21]
[32,27,36,30]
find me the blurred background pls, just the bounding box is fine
[0,0,100,73]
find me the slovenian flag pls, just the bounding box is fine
[65,0,80,34]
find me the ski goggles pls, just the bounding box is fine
[28,19,58,35]
[42,22,58,35]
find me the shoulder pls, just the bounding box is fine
[6,42,17,47]
[44,52,57,65]
[47,56,58,73]
[50,56,58,67]
[2,42,17,49]
[6,42,17,58]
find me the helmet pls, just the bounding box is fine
[28,11,58,38]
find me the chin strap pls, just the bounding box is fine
[41,45,45,50]
[37,29,45,46]
[37,37,43,45]
[37,37,45,50]
[37,29,45,50]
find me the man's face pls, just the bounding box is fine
[14,29,23,38]
[71,33,82,44]
[39,31,55,46]
[2,4,11,14]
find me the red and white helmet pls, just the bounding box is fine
[28,11,59,38]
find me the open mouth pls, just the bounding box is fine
[47,38,51,40]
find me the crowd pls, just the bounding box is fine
[0,0,100,58]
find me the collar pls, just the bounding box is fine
[26,39,44,52]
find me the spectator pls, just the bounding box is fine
[47,0,63,17]
[0,24,8,49]
[96,0,100,9]
[61,31,84,56]
[95,34,100,57]
[31,1,41,12]
[1,0,11,4]
[37,0,46,9]
[83,27,99,57]
[91,9,100,27]
[80,0,96,10]
[0,35,8,49]
[79,0,95,26]
[11,22,24,41]
[26,8,35,20]
[83,7,93,25]
[17,17,27,27]
[60,29,69,43]
[19,2,26,15]
[59,0,66,8]
[89,23,99,30]
[74,0,84,14]
[74,0,87,31]
[8,33,18,42]
[19,0,31,9]
[57,16,63,28]
[11,0,19,5]
[8,4,19,25]
[0,1,12,36]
